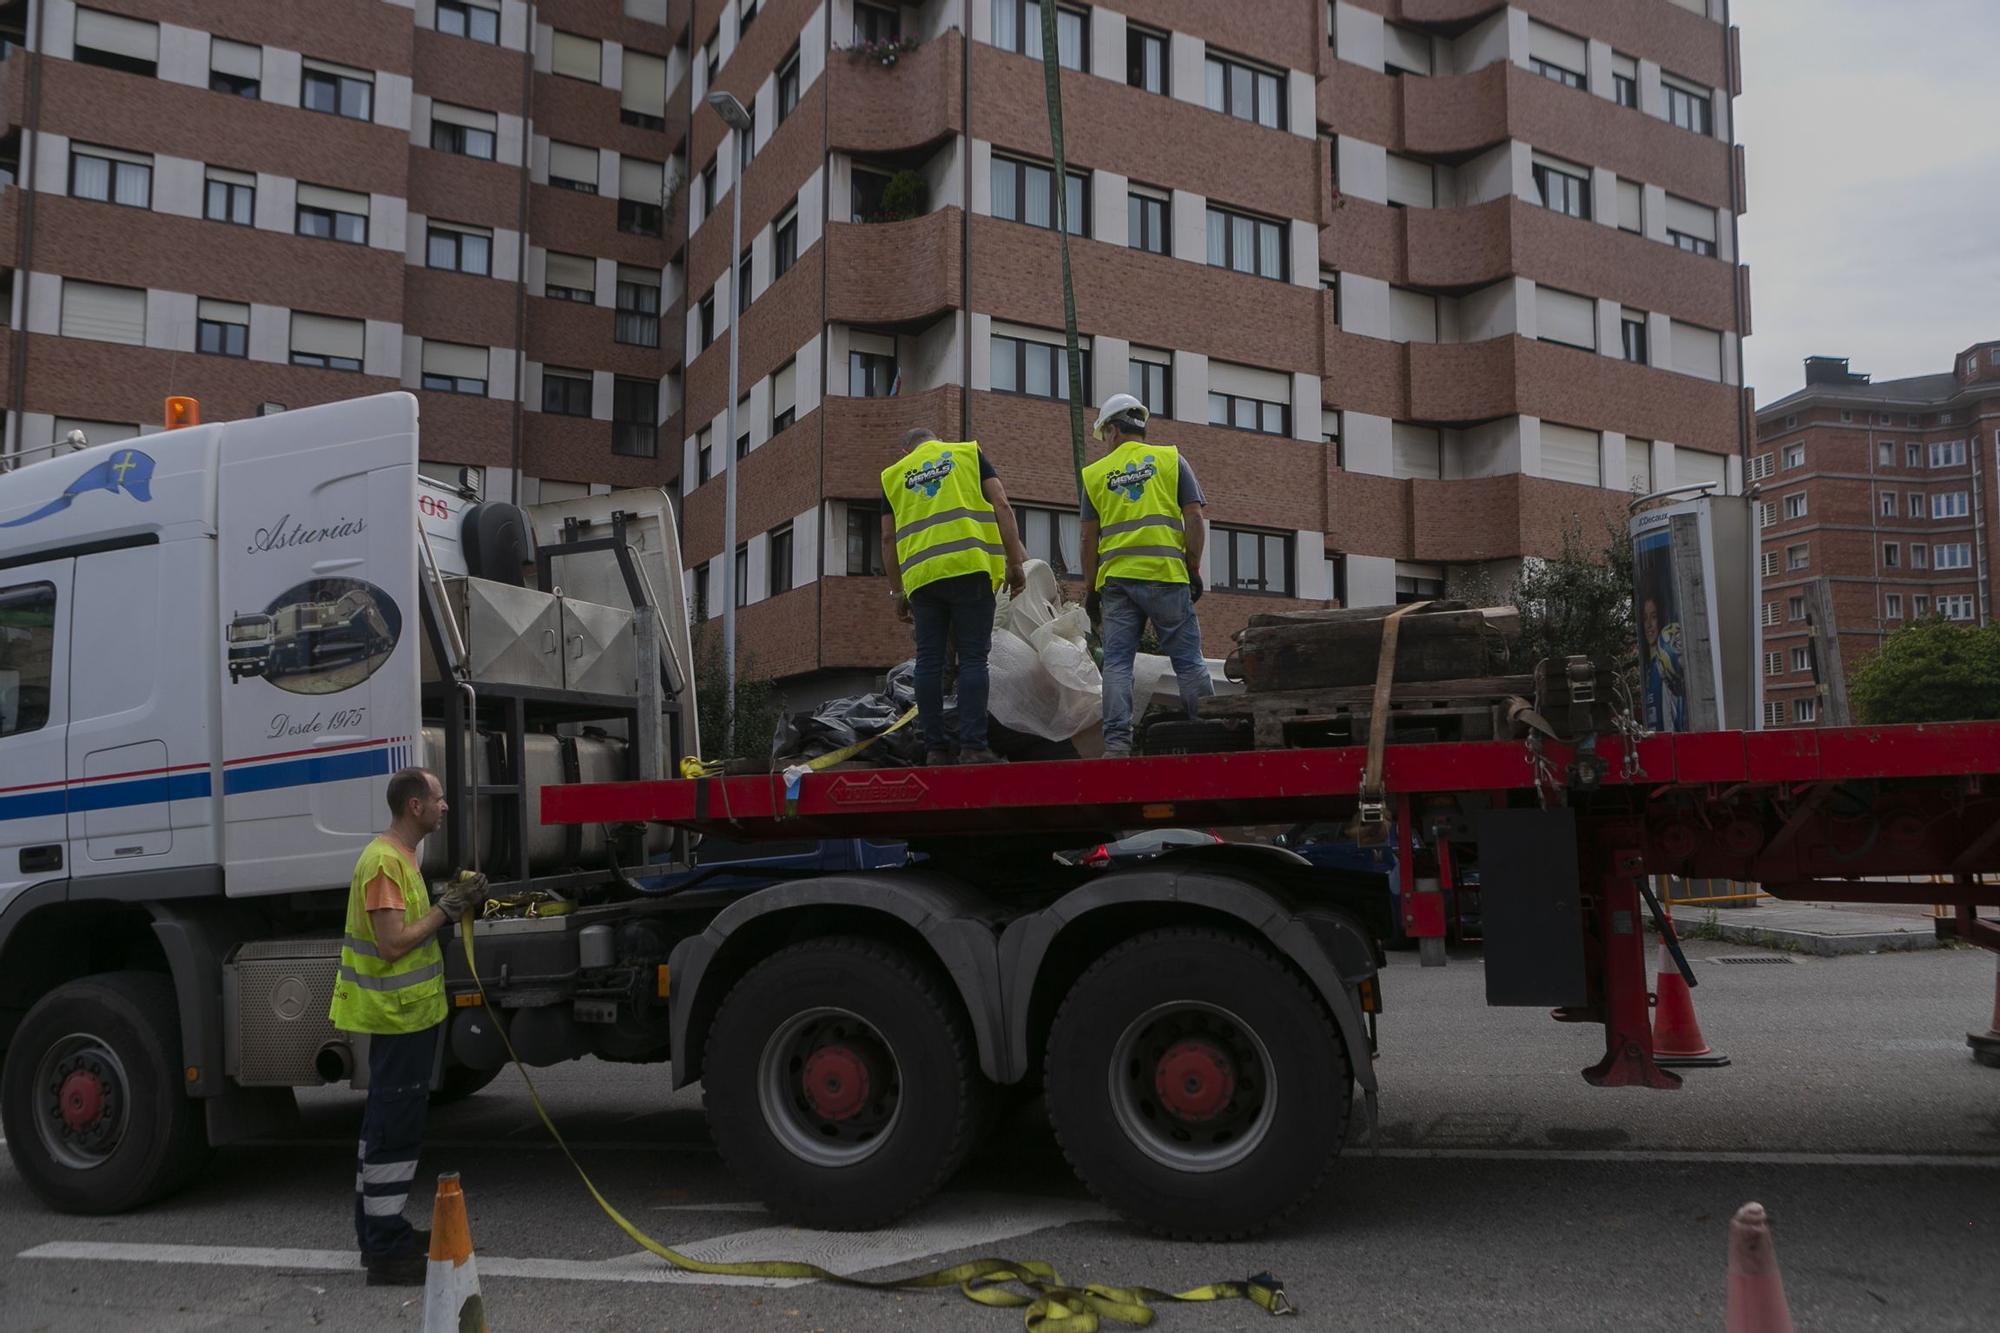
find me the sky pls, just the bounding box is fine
[1732,0,2000,404]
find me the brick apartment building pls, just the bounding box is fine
[0,0,1751,701]
[1753,346,1998,728]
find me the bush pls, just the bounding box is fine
[878,169,929,222]
[1849,617,2000,724]
[690,627,785,765]
[1459,519,1637,682]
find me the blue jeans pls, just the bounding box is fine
[910,573,994,751]
[353,1024,440,1258]
[1100,578,1212,752]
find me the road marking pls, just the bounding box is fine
[19,1193,1112,1289]
[1372,1147,2000,1167]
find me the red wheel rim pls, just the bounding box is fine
[1153,1040,1236,1123]
[801,1044,872,1121]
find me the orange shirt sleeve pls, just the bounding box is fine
[362,869,407,913]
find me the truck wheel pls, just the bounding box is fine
[1,972,211,1214]
[702,937,981,1229]
[1043,928,1350,1240]
[431,1063,502,1106]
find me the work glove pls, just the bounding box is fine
[438,870,488,923]
[1085,589,1102,626]
[1189,574,1205,604]
[435,882,471,923]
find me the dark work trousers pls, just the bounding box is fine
[909,572,995,751]
[354,1024,440,1258]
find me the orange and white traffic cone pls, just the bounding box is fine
[1970,952,2000,1069]
[1726,1202,1795,1333]
[423,1173,488,1333]
[1653,915,1728,1068]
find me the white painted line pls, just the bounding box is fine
[1372,1147,2000,1168]
[19,1194,1112,1289]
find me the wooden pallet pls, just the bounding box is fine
[1201,676,1533,750]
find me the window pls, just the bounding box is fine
[697,291,716,349]
[1530,57,1584,89]
[1911,544,1928,569]
[210,38,262,97]
[1205,52,1285,130]
[60,280,145,345]
[1793,698,1817,724]
[995,1,1088,72]
[1762,700,1782,728]
[1783,443,1805,469]
[739,0,760,35]
[1879,491,1898,517]
[1128,188,1170,255]
[777,47,802,124]
[1935,542,1972,571]
[1788,595,1805,621]
[846,501,886,575]
[691,562,711,618]
[1885,594,1903,619]
[850,348,897,397]
[1748,454,1774,482]
[430,103,497,160]
[551,31,602,83]
[1663,75,1714,135]
[1535,286,1595,351]
[1386,154,1435,208]
[1913,489,1933,515]
[1785,543,1808,571]
[1930,440,1967,468]
[1941,595,1975,621]
[549,141,599,193]
[289,311,365,372]
[1209,391,1288,436]
[296,183,369,244]
[768,524,794,597]
[73,8,158,77]
[734,545,749,607]
[850,167,891,221]
[1214,527,1295,595]
[1881,542,1899,568]
[619,158,665,237]
[438,1,500,44]
[1612,54,1638,109]
[855,2,900,43]
[1527,22,1586,89]
[992,156,1089,236]
[0,583,56,738]
[617,267,662,347]
[427,221,492,276]
[1621,315,1648,364]
[612,377,658,457]
[69,145,151,208]
[738,103,758,171]
[1933,492,1969,519]
[1791,647,1811,673]
[703,35,719,91]
[1877,441,1892,466]
[687,430,712,487]
[1783,492,1807,520]
[195,298,248,358]
[1206,205,1287,280]
[1757,502,1774,529]
[1669,230,1717,257]
[545,251,596,303]
[205,167,255,225]
[1617,179,1643,233]
[773,205,799,279]
[1532,155,1590,220]
[1760,601,1779,627]
[772,359,798,433]
[1760,550,1778,577]
[541,368,592,416]
[1914,595,1931,616]
[1383,23,1432,76]
[1018,506,1081,578]
[302,59,373,121]
[1128,25,1168,94]
[622,49,667,129]
[1906,442,1922,467]
[1129,349,1172,418]
[422,341,489,396]
[991,333,1086,402]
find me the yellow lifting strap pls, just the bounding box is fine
[458,918,1294,1329]
[679,706,921,781]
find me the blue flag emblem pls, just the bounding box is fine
[0,449,157,528]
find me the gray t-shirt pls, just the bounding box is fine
[1078,454,1205,522]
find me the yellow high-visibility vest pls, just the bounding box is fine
[1082,441,1188,589]
[328,838,447,1035]
[880,439,1006,595]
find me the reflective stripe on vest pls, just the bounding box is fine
[1083,441,1188,589]
[328,838,447,1035]
[880,440,1006,595]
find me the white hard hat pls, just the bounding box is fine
[1092,393,1149,441]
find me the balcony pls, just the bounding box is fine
[829,30,963,156]
[1400,61,1510,158]
[827,208,962,327]
[821,385,964,494]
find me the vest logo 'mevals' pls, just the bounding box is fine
[903,453,955,498]
[1102,456,1158,503]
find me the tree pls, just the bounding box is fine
[688,590,785,765]
[1849,617,2000,724]
[1461,519,1637,681]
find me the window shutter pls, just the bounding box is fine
[75,8,158,60]
[423,341,488,380]
[197,298,249,325]
[622,50,667,115]
[211,38,261,78]
[1386,154,1435,208]
[1393,424,1441,480]
[74,142,151,166]
[1526,21,1586,72]
[773,360,797,418]
[1539,423,1601,486]
[1390,289,1438,343]
[624,0,668,20]
[551,31,602,82]
[619,156,664,203]
[1207,360,1290,402]
[432,102,497,131]
[1625,438,1653,493]
[1537,287,1597,350]
[207,166,255,188]
[298,183,368,213]
[290,312,365,360]
[1384,25,1432,75]
[545,251,596,292]
[1611,52,1638,82]
[549,141,598,183]
[60,281,146,345]
[1670,321,1722,380]
[1663,194,1717,242]
[302,56,372,81]
[1617,179,1642,230]
[1675,446,1726,488]
[430,219,492,239]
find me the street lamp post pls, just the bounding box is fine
[707,90,752,755]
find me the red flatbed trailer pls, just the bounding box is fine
[539,722,2000,1235]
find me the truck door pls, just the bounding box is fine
[0,562,74,904]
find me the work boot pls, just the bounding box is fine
[957,747,1002,765]
[925,748,955,767]
[1101,746,1132,760]
[362,1248,427,1286]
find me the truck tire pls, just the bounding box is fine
[701,937,982,1230]
[432,1063,502,1106]
[1,971,211,1214]
[1043,928,1350,1240]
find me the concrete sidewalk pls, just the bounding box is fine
[1650,898,1948,956]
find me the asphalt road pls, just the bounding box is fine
[4,938,1997,1332]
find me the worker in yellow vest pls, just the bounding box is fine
[328,767,476,1285]
[880,427,1028,765]
[1080,394,1213,758]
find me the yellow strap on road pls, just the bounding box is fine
[458,918,1293,1329]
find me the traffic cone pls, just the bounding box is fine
[1970,952,2000,1069]
[1653,916,1729,1068]
[1726,1202,1795,1333]
[423,1173,487,1333]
